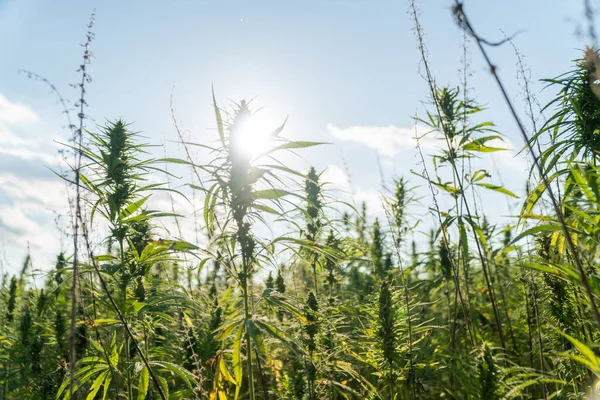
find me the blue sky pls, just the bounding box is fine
[0,0,594,275]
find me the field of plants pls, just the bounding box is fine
[2,2,600,399]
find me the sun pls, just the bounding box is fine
[235,107,282,159]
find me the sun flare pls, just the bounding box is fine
[235,108,282,159]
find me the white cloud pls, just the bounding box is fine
[0,93,38,124]
[321,164,350,189]
[320,164,385,217]
[0,174,67,210]
[0,127,37,147]
[487,137,529,173]
[327,123,440,158]
[355,188,385,217]
[0,203,47,237]
[326,123,528,177]
[0,100,62,166]
[0,145,59,164]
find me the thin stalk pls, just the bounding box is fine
[313,259,318,297]
[493,262,519,352]
[242,272,256,400]
[3,367,7,400]
[255,349,268,400]
[119,239,133,400]
[389,361,394,400]
[522,275,534,367]
[507,37,562,207]
[450,285,459,394]
[68,13,94,394]
[529,269,547,399]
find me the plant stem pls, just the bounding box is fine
[120,239,133,400]
[68,55,84,400]
[242,273,256,400]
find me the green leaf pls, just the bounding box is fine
[262,288,308,323]
[510,224,564,244]
[520,262,589,292]
[247,319,265,354]
[158,157,194,165]
[462,135,507,152]
[520,169,568,218]
[86,371,108,400]
[475,182,518,198]
[152,361,196,389]
[253,204,282,215]
[268,116,288,138]
[470,169,489,183]
[219,353,236,384]
[252,189,290,200]
[269,140,325,152]
[102,372,112,400]
[253,319,297,353]
[553,327,600,375]
[57,374,79,400]
[109,334,119,368]
[213,87,225,146]
[119,196,150,221]
[138,366,149,400]
[157,376,169,400]
[233,325,244,400]
[92,318,120,326]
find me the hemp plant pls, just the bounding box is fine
[57,120,188,399]
[189,94,322,400]
[416,86,517,350]
[303,167,324,294]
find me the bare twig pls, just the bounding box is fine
[66,10,95,396]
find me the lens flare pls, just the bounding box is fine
[236,109,280,159]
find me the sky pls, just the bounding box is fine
[0,0,595,276]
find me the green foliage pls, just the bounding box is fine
[5,276,17,323]
[477,344,500,400]
[6,47,600,400]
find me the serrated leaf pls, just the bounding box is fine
[252,189,290,200]
[233,325,244,400]
[475,182,518,198]
[138,366,149,400]
[86,371,108,400]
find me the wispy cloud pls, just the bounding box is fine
[327,123,439,157]
[321,164,350,188]
[0,93,38,124]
